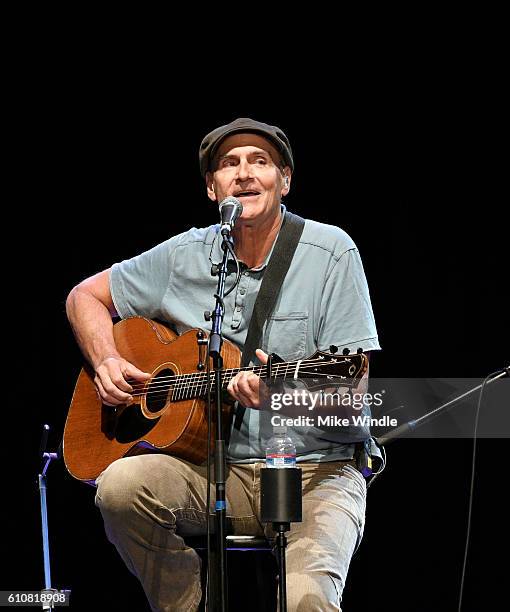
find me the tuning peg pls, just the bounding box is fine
[342,348,350,355]
[357,348,364,354]
[329,345,338,354]
[204,311,211,322]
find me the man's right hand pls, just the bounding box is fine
[94,356,151,406]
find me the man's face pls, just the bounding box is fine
[206,133,291,225]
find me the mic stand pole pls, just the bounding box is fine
[207,231,234,612]
[376,367,509,447]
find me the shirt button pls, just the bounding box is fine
[239,288,246,295]
[243,271,249,276]
[236,306,242,312]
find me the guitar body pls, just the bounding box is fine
[63,317,240,483]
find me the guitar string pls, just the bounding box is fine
[127,371,362,401]
[126,364,362,395]
[124,358,362,391]
[129,384,359,404]
[126,358,328,388]
[128,374,361,399]
[124,365,364,399]
[129,356,361,383]
[128,383,360,404]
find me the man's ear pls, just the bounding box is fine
[281,167,291,196]
[206,172,217,202]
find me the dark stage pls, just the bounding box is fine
[5,99,508,611]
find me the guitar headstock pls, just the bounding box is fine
[295,349,368,390]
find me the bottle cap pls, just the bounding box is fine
[272,425,288,434]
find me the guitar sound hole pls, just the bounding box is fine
[113,404,159,443]
[146,368,174,413]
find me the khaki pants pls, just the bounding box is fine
[95,455,366,611]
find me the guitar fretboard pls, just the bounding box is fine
[169,363,299,401]
[145,356,359,403]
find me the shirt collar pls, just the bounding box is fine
[211,203,286,272]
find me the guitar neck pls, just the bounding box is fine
[168,355,359,403]
[170,363,291,402]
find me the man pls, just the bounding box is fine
[66,117,381,611]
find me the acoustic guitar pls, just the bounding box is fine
[63,317,368,483]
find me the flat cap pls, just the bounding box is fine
[199,117,294,177]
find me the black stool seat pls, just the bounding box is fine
[185,534,272,551]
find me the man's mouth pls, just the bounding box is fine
[234,190,261,199]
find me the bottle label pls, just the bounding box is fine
[266,454,296,468]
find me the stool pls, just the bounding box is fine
[185,535,277,611]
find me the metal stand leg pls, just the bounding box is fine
[275,523,290,612]
[37,425,71,610]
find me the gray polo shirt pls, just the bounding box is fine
[110,207,381,463]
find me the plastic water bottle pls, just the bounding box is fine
[265,426,296,468]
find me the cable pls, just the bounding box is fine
[366,444,387,489]
[204,235,238,610]
[457,369,505,612]
[205,337,212,611]
[208,232,241,298]
[223,239,241,297]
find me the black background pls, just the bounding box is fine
[4,68,508,612]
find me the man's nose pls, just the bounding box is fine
[236,159,252,181]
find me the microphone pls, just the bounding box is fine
[219,196,243,236]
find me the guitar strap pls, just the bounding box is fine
[234,209,305,430]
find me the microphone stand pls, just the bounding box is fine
[375,368,508,447]
[37,424,71,609]
[39,425,58,605]
[207,229,235,612]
